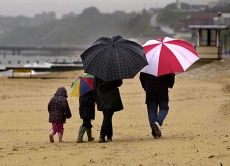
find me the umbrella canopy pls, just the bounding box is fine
[80,35,148,82]
[71,73,94,97]
[140,37,200,76]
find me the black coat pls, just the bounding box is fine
[139,72,175,103]
[79,90,95,120]
[94,77,123,112]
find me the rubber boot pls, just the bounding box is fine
[86,128,94,142]
[77,126,86,143]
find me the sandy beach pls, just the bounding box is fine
[0,60,230,166]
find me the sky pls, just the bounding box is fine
[0,0,217,18]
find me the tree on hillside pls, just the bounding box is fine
[0,7,155,45]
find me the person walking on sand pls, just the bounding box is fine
[139,72,175,138]
[77,90,95,143]
[94,77,123,143]
[48,87,72,143]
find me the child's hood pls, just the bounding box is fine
[55,87,68,98]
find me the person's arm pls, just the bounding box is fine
[81,91,94,106]
[139,72,146,90]
[168,73,175,89]
[93,77,98,102]
[64,99,72,119]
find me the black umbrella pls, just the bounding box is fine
[80,35,148,82]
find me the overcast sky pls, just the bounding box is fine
[0,0,217,18]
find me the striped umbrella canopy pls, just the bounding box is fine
[141,37,200,76]
[71,73,94,97]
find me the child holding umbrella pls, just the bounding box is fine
[77,90,95,143]
[71,73,95,143]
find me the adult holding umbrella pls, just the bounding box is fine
[94,77,123,142]
[140,72,175,138]
[81,35,147,142]
[140,37,199,138]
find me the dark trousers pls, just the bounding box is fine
[82,118,92,128]
[100,110,114,139]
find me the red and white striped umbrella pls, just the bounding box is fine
[140,37,200,76]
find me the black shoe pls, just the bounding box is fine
[107,137,112,142]
[98,137,107,143]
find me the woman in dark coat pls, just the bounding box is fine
[94,77,123,142]
[48,87,72,143]
[77,90,95,143]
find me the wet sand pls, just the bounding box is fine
[0,60,230,166]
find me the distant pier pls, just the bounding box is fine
[0,45,88,55]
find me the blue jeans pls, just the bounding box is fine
[147,100,169,137]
